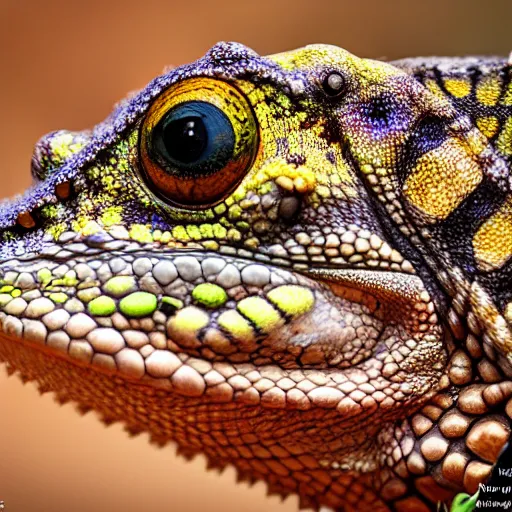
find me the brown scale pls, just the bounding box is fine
[390,294,512,507]
[1,330,411,512]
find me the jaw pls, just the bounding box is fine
[0,248,446,509]
[0,330,431,512]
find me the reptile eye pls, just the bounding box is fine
[322,72,345,97]
[140,78,258,209]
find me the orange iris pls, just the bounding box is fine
[139,78,258,209]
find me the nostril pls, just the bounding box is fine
[30,130,90,182]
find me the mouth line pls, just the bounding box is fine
[0,242,427,326]
[0,246,444,414]
[0,246,421,308]
[1,221,417,276]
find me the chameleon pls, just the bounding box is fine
[0,42,511,512]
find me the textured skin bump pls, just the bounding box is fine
[0,43,512,511]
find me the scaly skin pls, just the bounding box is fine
[0,43,511,511]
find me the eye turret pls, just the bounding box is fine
[139,78,258,209]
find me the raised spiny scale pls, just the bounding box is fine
[100,414,117,426]
[175,444,199,460]
[19,373,32,384]
[76,403,93,416]
[37,383,52,395]
[124,425,144,438]
[205,456,229,473]
[3,361,46,391]
[55,393,70,405]
[5,363,16,376]
[266,481,289,501]
[150,433,172,448]
[3,358,327,511]
[235,469,256,485]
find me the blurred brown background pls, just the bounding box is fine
[0,0,510,510]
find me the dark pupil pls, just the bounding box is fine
[150,101,235,177]
[162,116,207,164]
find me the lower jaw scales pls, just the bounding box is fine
[0,252,445,430]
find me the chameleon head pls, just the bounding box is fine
[1,42,509,509]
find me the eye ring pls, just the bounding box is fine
[321,71,345,97]
[139,78,258,209]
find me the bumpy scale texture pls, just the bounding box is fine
[0,43,512,512]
